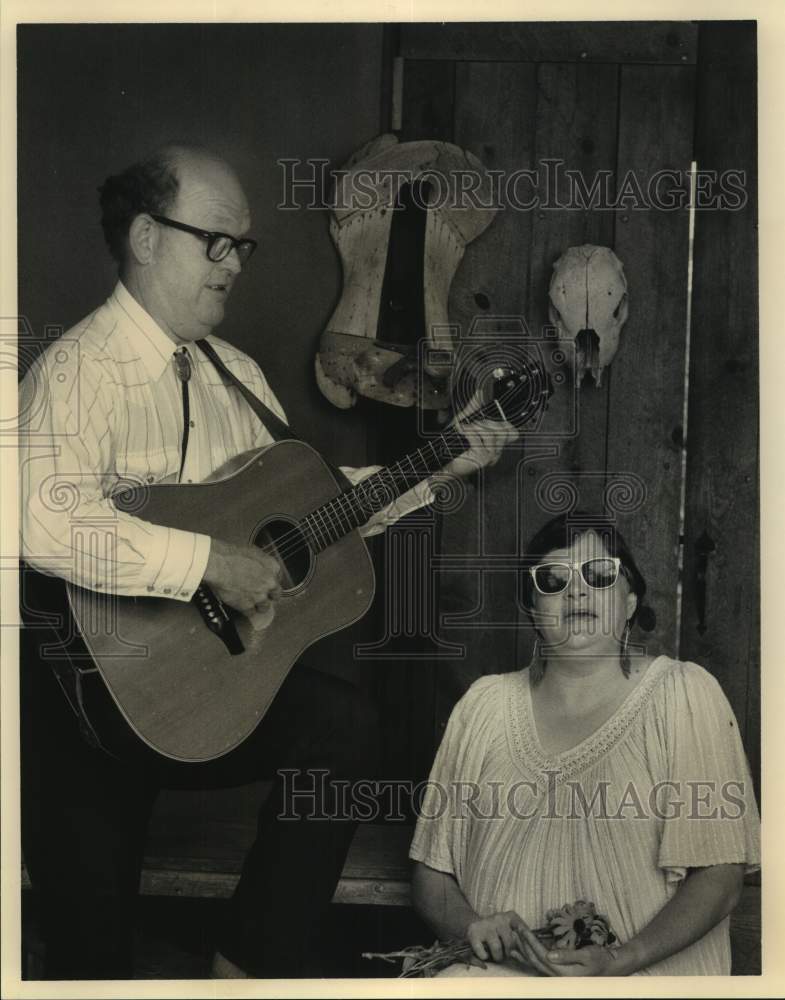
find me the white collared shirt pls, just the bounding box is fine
[19,281,432,601]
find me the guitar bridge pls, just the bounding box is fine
[193,585,245,655]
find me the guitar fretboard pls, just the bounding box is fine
[299,426,470,552]
[296,360,550,553]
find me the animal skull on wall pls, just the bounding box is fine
[548,245,629,387]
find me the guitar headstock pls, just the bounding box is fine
[482,359,554,429]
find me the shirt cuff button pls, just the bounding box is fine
[163,588,172,595]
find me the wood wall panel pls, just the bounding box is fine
[433,62,539,725]
[608,64,695,658]
[450,62,539,325]
[370,56,457,785]
[400,53,701,755]
[518,61,621,665]
[401,22,698,65]
[399,59,455,142]
[681,23,759,786]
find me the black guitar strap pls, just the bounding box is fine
[196,339,353,490]
[196,339,295,442]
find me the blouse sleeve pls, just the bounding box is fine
[408,676,499,879]
[656,661,760,885]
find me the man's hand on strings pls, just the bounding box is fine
[442,390,519,479]
[202,538,283,629]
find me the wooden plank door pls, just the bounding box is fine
[394,23,699,768]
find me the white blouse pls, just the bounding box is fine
[410,656,760,975]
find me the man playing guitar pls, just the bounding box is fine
[18,145,516,979]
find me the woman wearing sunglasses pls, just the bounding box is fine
[408,511,760,977]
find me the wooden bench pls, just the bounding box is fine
[138,830,761,975]
[138,823,413,907]
[21,782,761,974]
[22,808,412,906]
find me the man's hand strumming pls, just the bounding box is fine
[202,538,283,628]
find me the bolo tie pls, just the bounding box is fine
[173,346,192,482]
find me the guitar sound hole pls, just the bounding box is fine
[252,518,312,591]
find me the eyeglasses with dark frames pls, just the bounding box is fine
[149,214,258,265]
[530,557,622,596]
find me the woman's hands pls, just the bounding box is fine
[411,861,633,977]
[466,912,621,975]
[465,911,528,966]
[515,922,623,976]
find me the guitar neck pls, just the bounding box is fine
[297,361,551,552]
[300,424,472,553]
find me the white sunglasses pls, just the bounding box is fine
[530,557,622,596]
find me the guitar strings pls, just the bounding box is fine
[258,436,465,564]
[258,405,491,564]
[251,378,547,567]
[250,377,547,570]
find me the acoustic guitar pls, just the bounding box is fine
[65,362,551,762]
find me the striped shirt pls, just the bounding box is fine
[19,281,432,601]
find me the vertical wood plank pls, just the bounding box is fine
[680,23,758,789]
[608,64,695,658]
[371,56,457,789]
[435,62,540,729]
[519,61,621,667]
[400,60,455,142]
[437,61,625,730]
[451,62,539,326]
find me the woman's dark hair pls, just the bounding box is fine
[521,510,648,628]
[98,151,180,264]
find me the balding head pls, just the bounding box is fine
[98,145,249,270]
[164,147,250,241]
[105,146,254,342]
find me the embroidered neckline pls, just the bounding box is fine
[506,656,673,785]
